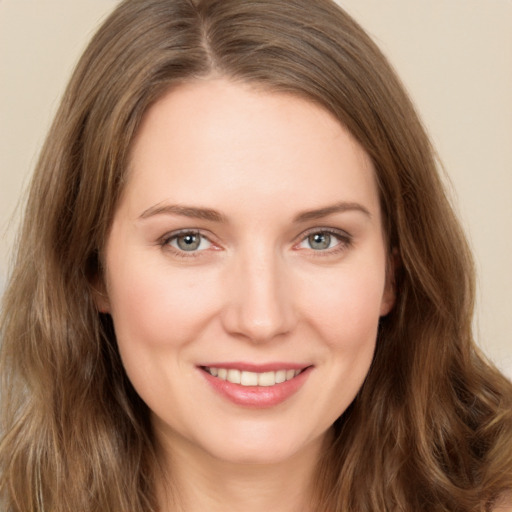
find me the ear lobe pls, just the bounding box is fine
[380,248,398,316]
[91,276,111,314]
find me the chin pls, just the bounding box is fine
[198,423,328,467]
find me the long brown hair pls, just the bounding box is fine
[1,0,511,510]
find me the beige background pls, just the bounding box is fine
[1,1,511,378]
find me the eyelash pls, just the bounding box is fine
[159,229,214,259]
[295,228,352,256]
[159,227,353,258]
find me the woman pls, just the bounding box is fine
[1,0,511,510]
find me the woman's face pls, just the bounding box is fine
[98,79,394,466]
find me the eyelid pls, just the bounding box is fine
[159,229,218,257]
[157,226,352,258]
[294,227,353,253]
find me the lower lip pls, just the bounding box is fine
[200,367,312,408]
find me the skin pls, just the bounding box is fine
[97,78,395,511]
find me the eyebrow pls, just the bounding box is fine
[293,202,372,223]
[138,201,371,223]
[139,203,227,222]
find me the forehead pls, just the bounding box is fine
[122,78,380,222]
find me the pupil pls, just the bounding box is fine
[309,232,330,250]
[178,233,200,251]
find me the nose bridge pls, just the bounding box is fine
[222,244,296,342]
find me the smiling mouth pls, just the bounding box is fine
[202,367,306,387]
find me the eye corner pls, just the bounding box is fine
[158,229,221,258]
[294,227,353,255]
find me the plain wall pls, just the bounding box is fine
[1,0,511,378]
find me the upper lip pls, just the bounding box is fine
[199,362,311,372]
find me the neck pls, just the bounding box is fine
[155,429,331,512]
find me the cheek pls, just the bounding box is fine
[105,259,223,409]
[301,263,386,350]
[300,266,384,420]
[106,257,220,353]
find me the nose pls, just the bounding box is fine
[221,249,297,343]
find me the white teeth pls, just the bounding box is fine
[205,367,303,386]
[258,371,276,387]
[240,371,258,386]
[275,370,286,384]
[227,369,241,384]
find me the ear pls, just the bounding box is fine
[91,274,111,314]
[380,248,398,316]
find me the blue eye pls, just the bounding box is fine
[307,232,334,250]
[297,230,350,252]
[167,231,212,252]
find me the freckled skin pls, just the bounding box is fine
[98,79,395,471]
